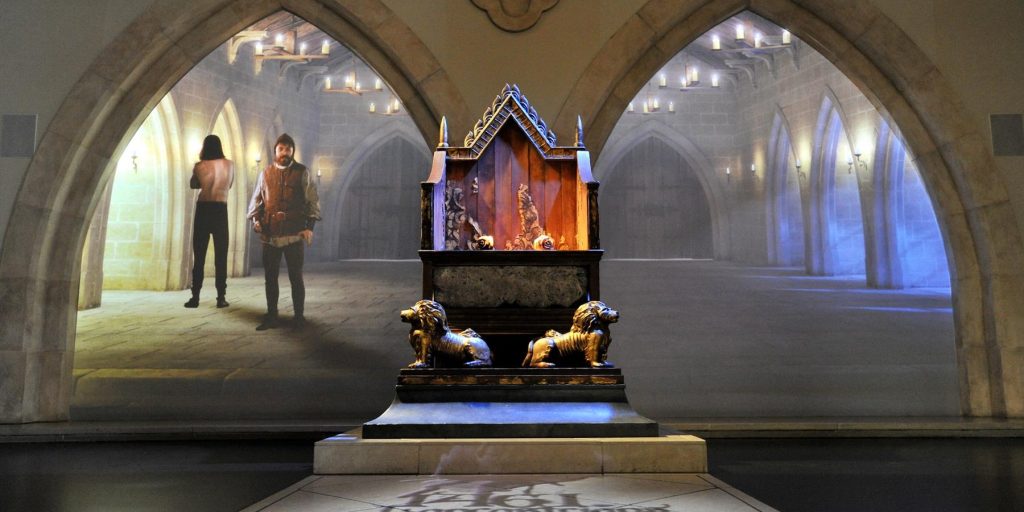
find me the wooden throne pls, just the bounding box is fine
[419,84,602,367]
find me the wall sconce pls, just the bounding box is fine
[795,158,805,180]
[750,163,757,175]
[848,150,867,174]
[712,34,721,51]
[254,156,262,173]
[316,168,322,185]
[725,166,732,182]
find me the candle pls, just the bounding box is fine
[299,42,306,55]
[254,42,263,56]
[628,102,635,113]
[321,40,330,54]
[668,101,675,113]
[369,102,376,113]
[782,30,792,45]
[275,33,284,47]
[712,34,721,50]
[755,32,763,48]
[658,73,666,87]
[325,77,331,90]
[711,73,720,88]
[374,78,383,90]
[689,66,699,83]
[736,24,745,41]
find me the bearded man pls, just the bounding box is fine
[247,133,321,330]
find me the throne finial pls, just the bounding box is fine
[438,116,449,148]
[575,115,585,147]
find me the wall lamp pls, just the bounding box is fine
[725,166,732,182]
[848,150,867,174]
[795,158,805,180]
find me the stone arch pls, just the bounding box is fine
[319,121,429,261]
[809,88,863,276]
[0,0,465,423]
[765,107,803,266]
[872,122,951,289]
[560,0,1024,417]
[596,121,730,259]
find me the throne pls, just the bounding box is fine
[362,85,657,439]
[419,84,601,366]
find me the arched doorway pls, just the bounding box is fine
[326,130,431,260]
[206,99,250,278]
[601,136,714,258]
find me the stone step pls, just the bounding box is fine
[314,431,707,474]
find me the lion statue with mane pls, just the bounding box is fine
[401,299,492,368]
[522,301,619,368]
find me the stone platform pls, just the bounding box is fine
[362,368,659,438]
[314,431,707,474]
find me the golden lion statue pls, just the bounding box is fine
[522,301,619,368]
[401,300,493,368]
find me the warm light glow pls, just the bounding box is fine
[369,102,376,113]
[374,78,383,90]
[782,30,792,45]
[325,77,332,90]
[392,98,401,112]
[712,34,721,50]
[659,73,667,87]
[254,42,263,56]
[275,33,284,46]
[711,73,720,87]
[751,163,756,172]
[668,101,675,113]
[726,167,731,175]
[628,102,635,113]
[681,75,687,88]
[736,24,745,41]
[317,168,322,177]
[642,100,649,114]
[755,32,763,48]
[652,98,659,110]
[299,42,307,55]
[321,40,330,55]
[689,66,699,84]
[795,158,802,168]
[345,73,355,86]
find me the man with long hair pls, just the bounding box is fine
[185,134,234,308]
[247,133,321,330]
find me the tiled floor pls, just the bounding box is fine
[243,473,777,512]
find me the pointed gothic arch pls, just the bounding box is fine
[0,0,465,423]
[318,121,430,261]
[561,0,1024,417]
[765,108,804,266]
[809,88,864,276]
[596,121,730,259]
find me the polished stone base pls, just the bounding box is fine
[362,368,659,438]
[314,432,707,474]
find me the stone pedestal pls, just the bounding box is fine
[314,433,707,474]
[363,368,658,438]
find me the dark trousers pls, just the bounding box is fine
[262,240,305,316]
[191,202,228,297]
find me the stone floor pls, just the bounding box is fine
[73,260,957,421]
[243,473,776,511]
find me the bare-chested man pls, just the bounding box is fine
[185,134,234,309]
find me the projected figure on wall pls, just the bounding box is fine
[247,133,321,330]
[185,135,235,309]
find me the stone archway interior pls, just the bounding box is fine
[79,9,426,299]
[601,136,713,259]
